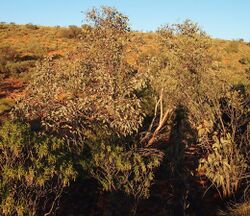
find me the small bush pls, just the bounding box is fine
[225,41,240,53]
[0,47,36,77]
[0,24,7,30]
[0,98,14,114]
[26,42,46,57]
[198,133,247,197]
[5,60,36,75]
[0,120,77,215]
[25,23,39,30]
[239,57,250,65]
[58,25,82,39]
[89,143,163,199]
[0,46,20,62]
[197,90,249,197]
[0,47,22,77]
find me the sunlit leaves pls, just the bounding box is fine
[89,143,163,199]
[15,7,146,140]
[198,133,247,197]
[0,121,77,215]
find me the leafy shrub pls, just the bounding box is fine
[198,133,247,197]
[26,42,46,58]
[141,20,215,147]
[0,47,21,77]
[5,60,36,75]
[0,121,76,215]
[0,46,20,62]
[197,90,249,197]
[89,143,163,199]
[0,47,36,77]
[0,98,15,114]
[155,19,213,109]
[15,7,146,140]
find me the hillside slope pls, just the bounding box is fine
[0,22,250,114]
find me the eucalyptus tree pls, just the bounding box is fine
[14,7,162,205]
[15,7,146,141]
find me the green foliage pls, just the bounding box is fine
[5,60,35,75]
[89,143,163,199]
[0,121,77,215]
[197,90,249,197]
[152,20,214,119]
[15,6,146,139]
[198,133,247,197]
[26,41,46,58]
[140,19,218,147]
[0,46,20,77]
[0,98,15,114]
[0,46,36,78]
